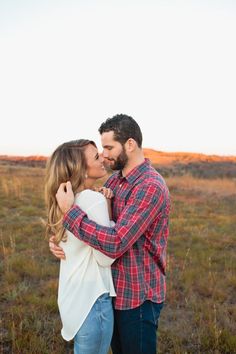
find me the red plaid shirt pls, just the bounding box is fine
[63,159,170,310]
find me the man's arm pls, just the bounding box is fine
[49,182,114,259]
[63,182,168,258]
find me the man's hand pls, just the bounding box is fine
[49,236,66,260]
[56,181,75,214]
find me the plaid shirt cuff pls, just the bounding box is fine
[63,205,86,233]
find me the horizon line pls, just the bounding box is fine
[1,148,236,159]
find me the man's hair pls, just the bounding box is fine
[98,114,143,147]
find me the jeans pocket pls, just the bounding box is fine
[150,301,164,326]
[99,292,110,302]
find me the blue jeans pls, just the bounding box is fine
[74,293,113,354]
[111,300,164,354]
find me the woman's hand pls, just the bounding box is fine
[94,187,114,218]
[56,181,75,214]
[97,187,114,199]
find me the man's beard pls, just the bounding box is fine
[109,147,128,171]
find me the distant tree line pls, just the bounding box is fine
[1,159,236,179]
[153,161,236,179]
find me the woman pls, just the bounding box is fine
[45,139,116,354]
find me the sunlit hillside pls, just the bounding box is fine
[1,149,236,172]
[143,148,236,164]
[1,149,236,180]
[0,155,47,167]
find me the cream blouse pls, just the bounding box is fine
[58,189,116,341]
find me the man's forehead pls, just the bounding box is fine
[101,131,116,144]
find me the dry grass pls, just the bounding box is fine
[0,164,235,353]
[159,175,236,353]
[166,175,236,198]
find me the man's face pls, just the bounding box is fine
[101,131,128,171]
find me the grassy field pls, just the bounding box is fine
[0,164,235,353]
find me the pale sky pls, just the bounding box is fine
[0,0,235,156]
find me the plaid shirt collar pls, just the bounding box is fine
[117,158,151,185]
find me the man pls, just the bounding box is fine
[50,114,170,354]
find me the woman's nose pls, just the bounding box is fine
[99,153,104,162]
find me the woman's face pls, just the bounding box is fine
[84,144,107,181]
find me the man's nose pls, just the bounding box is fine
[102,150,108,159]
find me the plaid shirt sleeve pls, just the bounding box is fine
[63,182,166,258]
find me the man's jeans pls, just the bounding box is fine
[111,300,164,354]
[74,293,113,354]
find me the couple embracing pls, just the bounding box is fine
[45,114,170,354]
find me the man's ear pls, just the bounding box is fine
[125,138,137,152]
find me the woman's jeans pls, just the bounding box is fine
[111,300,164,354]
[74,293,113,354]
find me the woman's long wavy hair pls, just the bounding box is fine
[45,139,96,243]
